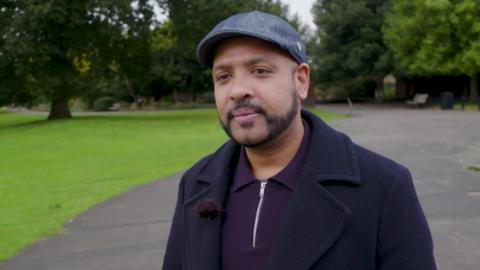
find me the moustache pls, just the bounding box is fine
[226,101,266,120]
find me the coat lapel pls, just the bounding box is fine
[267,110,361,270]
[183,141,239,270]
[266,172,352,270]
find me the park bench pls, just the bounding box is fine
[109,102,121,111]
[406,93,429,108]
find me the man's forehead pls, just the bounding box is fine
[212,37,296,69]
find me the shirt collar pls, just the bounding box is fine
[231,146,257,192]
[231,119,311,192]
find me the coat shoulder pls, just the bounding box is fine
[182,153,215,180]
[353,142,410,190]
[186,140,236,173]
[180,140,238,187]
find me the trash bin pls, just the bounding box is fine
[441,92,454,110]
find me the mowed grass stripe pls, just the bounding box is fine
[0,108,346,262]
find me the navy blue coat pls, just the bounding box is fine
[163,110,437,270]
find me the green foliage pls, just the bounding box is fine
[93,96,116,111]
[312,0,394,96]
[384,85,396,100]
[383,0,480,100]
[0,0,155,118]
[150,20,183,99]
[467,166,480,172]
[113,1,155,98]
[385,0,453,75]
[0,108,346,261]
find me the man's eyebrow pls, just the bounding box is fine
[212,56,278,72]
[246,56,277,68]
[212,63,230,73]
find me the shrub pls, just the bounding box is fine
[384,86,396,101]
[93,96,116,111]
[317,83,350,102]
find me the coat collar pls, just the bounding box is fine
[190,109,361,186]
[301,109,361,184]
[183,109,360,270]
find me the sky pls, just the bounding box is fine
[282,0,316,30]
[150,0,317,30]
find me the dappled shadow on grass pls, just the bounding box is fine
[73,110,218,122]
[0,118,64,131]
[0,109,219,131]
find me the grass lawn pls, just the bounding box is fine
[0,108,346,262]
[431,102,480,111]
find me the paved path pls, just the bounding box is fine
[1,105,479,270]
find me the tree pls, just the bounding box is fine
[114,1,155,100]
[384,0,480,102]
[311,0,394,99]
[0,0,155,119]
[150,20,181,101]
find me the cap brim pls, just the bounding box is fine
[196,30,285,68]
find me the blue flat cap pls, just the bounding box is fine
[196,11,307,67]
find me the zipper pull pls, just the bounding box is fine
[259,181,267,198]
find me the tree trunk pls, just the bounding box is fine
[470,74,478,103]
[189,74,197,102]
[48,96,72,120]
[173,89,178,103]
[375,76,384,103]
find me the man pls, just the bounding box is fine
[163,11,437,270]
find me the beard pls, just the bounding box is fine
[220,91,299,148]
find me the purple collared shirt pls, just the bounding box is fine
[221,121,311,270]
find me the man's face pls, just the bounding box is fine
[212,37,309,148]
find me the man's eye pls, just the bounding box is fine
[252,68,271,75]
[217,74,231,81]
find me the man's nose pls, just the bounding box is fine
[229,76,254,101]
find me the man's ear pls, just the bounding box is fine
[295,63,310,100]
